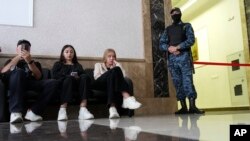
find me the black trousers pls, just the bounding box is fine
[59,74,91,104]
[7,69,59,115]
[0,79,7,121]
[93,67,129,105]
[0,80,5,93]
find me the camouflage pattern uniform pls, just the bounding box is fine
[159,21,196,101]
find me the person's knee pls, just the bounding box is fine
[112,66,122,72]
[110,67,122,75]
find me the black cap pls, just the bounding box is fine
[170,7,181,14]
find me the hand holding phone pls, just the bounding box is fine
[70,72,78,78]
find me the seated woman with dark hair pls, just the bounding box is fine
[52,45,94,121]
[93,48,141,119]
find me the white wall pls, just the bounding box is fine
[0,0,144,59]
[191,0,248,108]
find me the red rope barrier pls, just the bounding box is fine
[193,61,250,66]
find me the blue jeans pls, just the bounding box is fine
[7,69,59,115]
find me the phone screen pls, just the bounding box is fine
[71,72,78,77]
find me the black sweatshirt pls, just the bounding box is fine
[51,61,86,80]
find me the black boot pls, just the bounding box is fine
[175,100,188,114]
[189,98,205,114]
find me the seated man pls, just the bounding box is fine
[1,39,59,123]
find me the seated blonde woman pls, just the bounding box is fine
[93,48,141,118]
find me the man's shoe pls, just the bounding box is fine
[122,96,141,109]
[10,113,23,123]
[78,107,94,120]
[109,107,120,119]
[175,108,189,114]
[189,107,205,114]
[189,98,205,114]
[25,110,43,121]
[58,108,68,121]
[175,100,188,114]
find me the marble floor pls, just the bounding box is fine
[0,110,249,141]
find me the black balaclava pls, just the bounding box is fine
[170,7,182,24]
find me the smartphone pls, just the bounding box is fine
[70,72,78,77]
[21,44,30,51]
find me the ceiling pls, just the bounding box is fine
[171,0,221,21]
[171,0,188,8]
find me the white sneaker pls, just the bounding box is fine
[10,123,23,134]
[78,107,94,120]
[57,108,68,121]
[78,120,94,132]
[109,107,120,119]
[25,122,42,133]
[109,119,120,130]
[122,96,141,109]
[124,126,142,140]
[57,121,67,133]
[10,113,23,123]
[25,110,43,121]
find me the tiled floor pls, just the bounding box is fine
[0,110,249,141]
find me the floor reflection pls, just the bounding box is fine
[4,111,249,141]
[0,120,194,141]
[92,111,250,141]
[173,114,201,140]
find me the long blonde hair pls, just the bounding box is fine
[103,48,117,63]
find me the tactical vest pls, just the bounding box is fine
[166,23,187,46]
[166,23,195,73]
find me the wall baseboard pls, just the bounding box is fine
[203,106,250,112]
